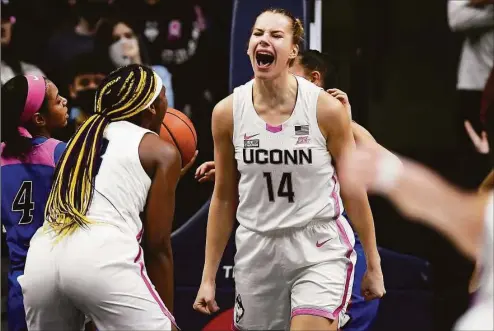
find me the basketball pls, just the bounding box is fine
[160,108,197,167]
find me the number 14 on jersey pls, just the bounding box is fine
[263,172,295,203]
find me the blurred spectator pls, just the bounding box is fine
[448,0,494,132]
[94,17,174,108]
[43,0,112,88]
[448,0,494,188]
[4,0,75,68]
[68,53,108,130]
[115,0,213,114]
[1,1,45,85]
[53,52,108,141]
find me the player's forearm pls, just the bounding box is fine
[202,197,235,283]
[145,249,174,312]
[385,160,485,258]
[341,189,381,269]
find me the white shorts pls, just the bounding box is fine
[18,225,176,331]
[233,216,356,330]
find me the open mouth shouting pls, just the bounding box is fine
[255,50,275,70]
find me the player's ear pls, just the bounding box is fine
[289,44,299,62]
[32,113,46,127]
[311,71,321,84]
[148,103,157,115]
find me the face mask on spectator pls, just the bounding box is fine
[109,36,140,67]
[73,89,97,114]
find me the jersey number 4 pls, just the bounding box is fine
[263,172,295,203]
[12,181,35,225]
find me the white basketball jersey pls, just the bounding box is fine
[85,121,155,239]
[454,192,494,331]
[233,76,344,233]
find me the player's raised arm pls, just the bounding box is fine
[317,91,385,301]
[141,134,182,313]
[194,95,237,315]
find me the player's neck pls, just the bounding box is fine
[32,128,51,140]
[254,71,293,106]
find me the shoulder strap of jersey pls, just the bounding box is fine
[295,76,326,145]
[232,80,253,142]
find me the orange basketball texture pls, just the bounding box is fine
[160,108,197,167]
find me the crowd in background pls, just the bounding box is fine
[1,0,233,232]
[1,0,493,329]
[1,0,231,154]
[448,0,494,189]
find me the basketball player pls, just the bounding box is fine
[193,9,385,330]
[1,75,68,331]
[195,49,390,331]
[18,64,186,330]
[338,142,493,331]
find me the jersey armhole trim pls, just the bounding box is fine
[232,89,241,145]
[313,89,329,146]
[137,132,157,182]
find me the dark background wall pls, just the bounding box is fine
[321,1,474,329]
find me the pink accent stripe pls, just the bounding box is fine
[319,174,353,319]
[134,247,142,263]
[291,307,337,320]
[136,228,144,242]
[231,322,241,331]
[134,246,179,329]
[331,175,341,217]
[21,75,46,124]
[266,123,282,133]
[1,139,59,167]
[333,217,354,317]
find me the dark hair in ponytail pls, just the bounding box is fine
[1,75,49,159]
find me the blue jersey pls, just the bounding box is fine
[1,137,65,270]
[1,137,65,331]
[342,211,380,331]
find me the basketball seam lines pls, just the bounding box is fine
[166,111,197,145]
[161,122,184,167]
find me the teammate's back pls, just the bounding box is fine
[85,121,155,238]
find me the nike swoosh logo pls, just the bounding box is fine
[244,133,259,140]
[316,238,331,248]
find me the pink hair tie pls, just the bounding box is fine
[20,75,46,125]
[17,127,32,138]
